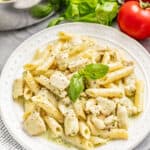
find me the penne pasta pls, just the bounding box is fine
[58,31,73,42]
[32,49,42,60]
[108,129,128,140]
[64,114,79,136]
[23,71,40,94]
[37,88,58,108]
[44,116,63,137]
[73,100,86,120]
[101,52,110,64]
[63,135,94,150]
[86,88,123,98]
[35,75,51,89]
[134,80,144,112]
[87,115,99,136]
[79,121,91,139]
[29,46,50,68]
[24,100,35,113]
[24,84,32,100]
[87,127,128,140]
[90,136,108,145]
[13,78,24,99]
[68,57,88,72]
[69,44,87,57]
[37,42,62,71]
[24,63,37,71]
[103,66,134,84]
[32,95,63,123]
[108,62,123,72]
[117,105,128,129]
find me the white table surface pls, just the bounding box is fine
[0,19,150,150]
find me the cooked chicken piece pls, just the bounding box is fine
[68,58,88,72]
[104,115,117,126]
[37,88,58,108]
[124,74,136,97]
[97,97,116,116]
[35,75,67,98]
[91,116,106,130]
[85,99,101,115]
[114,97,138,116]
[49,71,69,91]
[23,111,46,136]
[58,101,74,116]
[56,52,69,71]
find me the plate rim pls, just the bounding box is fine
[0,22,150,150]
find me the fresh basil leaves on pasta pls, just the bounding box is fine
[68,73,84,102]
[81,63,109,80]
[68,63,109,102]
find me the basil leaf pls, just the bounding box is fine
[68,63,109,102]
[30,3,53,19]
[82,63,109,80]
[68,73,84,102]
[47,17,64,27]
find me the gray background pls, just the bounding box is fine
[0,19,150,150]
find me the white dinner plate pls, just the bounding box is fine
[0,23,150,150]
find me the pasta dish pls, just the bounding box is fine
[12,32,144,150]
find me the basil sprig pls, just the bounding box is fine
[68,63,109,102]
[80,63,109,80]
[68,73,84,102]
[30,3,53,18]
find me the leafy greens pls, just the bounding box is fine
[30,0,119,26]
[48,0,119,26]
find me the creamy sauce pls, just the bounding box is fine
[41,130,78,150]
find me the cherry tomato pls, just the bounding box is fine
[118,1,150,40]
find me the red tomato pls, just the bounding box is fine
[118,1,150,40]
[125,0,138,1]
[125,0,150,2]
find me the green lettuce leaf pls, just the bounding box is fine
[96,2,119,25]
[46,0,119,26]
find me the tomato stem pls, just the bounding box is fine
[139,0,150,9]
